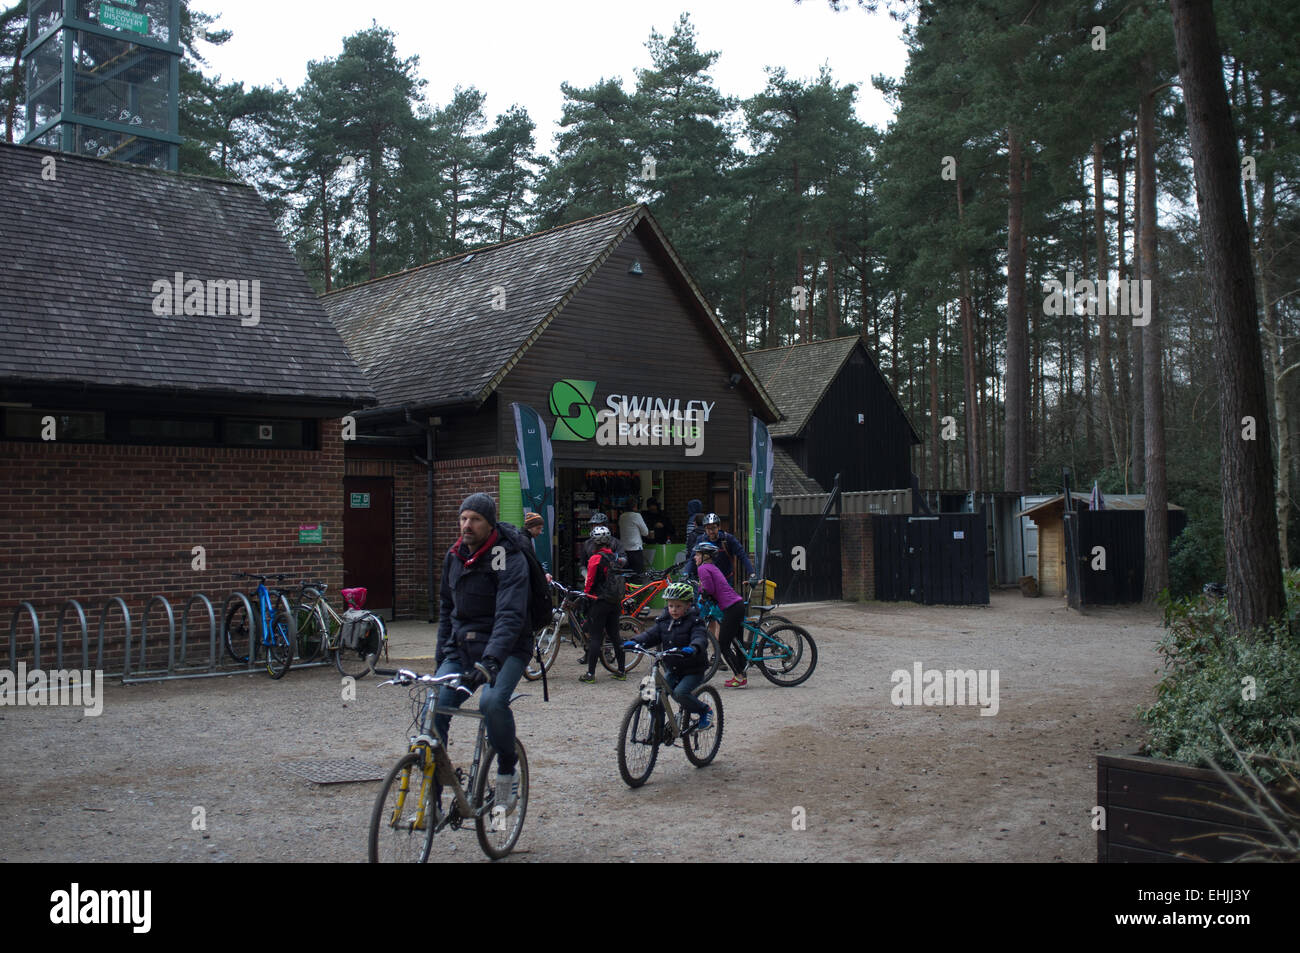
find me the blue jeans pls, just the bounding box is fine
[663,669,708,715]
[433,654,526,774]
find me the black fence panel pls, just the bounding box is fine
[1077,509,1188,605]
[767,513,843,603]
[873,514,989,605]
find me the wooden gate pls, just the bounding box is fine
[767,511,842,603]
[873,514,989,605]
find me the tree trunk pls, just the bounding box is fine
[1171,0,1285,633]
[320,170,333,294]
[1129,124,1145,490]
[5,45,21,143]
[1116,137,1132,487]
[1004,128,1029,492]
[930,319,941,490]
[1138,56,1168,603]
[1094,139,1117,470]
[367,152,379,279]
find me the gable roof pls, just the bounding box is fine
[1019,492,1184,519]
[0,142,374,410]
[773,445,825,495]
[745,336,920,443]
[321,204,781,420]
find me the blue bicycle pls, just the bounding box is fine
[224,571,297,679]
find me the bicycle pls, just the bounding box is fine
[730,614,818,687]
[617,645,724,788]
[524,580,649,680]
[368,668,528,862]
[294,582,388,678]
[223,571,297,679]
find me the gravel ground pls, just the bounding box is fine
[0,592,1164,862]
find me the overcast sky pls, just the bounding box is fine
[196,0,911,154]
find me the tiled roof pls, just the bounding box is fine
[0,142,374,407]
[773,445,825,495]
[744,337,860,438]
[322,207,641,411]
[1019,492,1184,519]
[321,205,784,420]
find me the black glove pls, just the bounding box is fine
[474,657,500,687]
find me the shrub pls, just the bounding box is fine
[1140,586,1300,782]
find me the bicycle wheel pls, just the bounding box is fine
[755,624,817,687]
[524,622,561,681]
[223,601,252,663]
[617,699,660,788]
[335,616,382,679]
[265,604,295,679]
[701,630,722,683]
[294,603,326,662]
[368,751,436,863]
[608,616,646,674]
[683,684,723,767]
[474,739,529,860]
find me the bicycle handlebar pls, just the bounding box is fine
[232,571,290,582]
[378,668,473,695]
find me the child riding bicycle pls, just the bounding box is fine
[623,582,714,730]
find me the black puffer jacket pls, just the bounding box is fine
[630,606,709,675]
[437,527,531,668]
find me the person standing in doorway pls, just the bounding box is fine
[643,498,674,544]
[580,525,626,683]
[619,506,651,574]
[523,511,552,582]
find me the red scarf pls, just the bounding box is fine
[453,528,501,567]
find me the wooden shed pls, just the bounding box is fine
[1019,493,1186,602]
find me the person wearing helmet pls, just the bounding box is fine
[580,524,626,682]
[696,512,756,588]
[583,511,627,568]
[693,540,747,688]
[622,581,714,730]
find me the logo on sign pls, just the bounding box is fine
[548,379,598,441]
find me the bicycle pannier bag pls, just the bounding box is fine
[340,608,370,649]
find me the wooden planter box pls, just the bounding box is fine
[1097,750,1300,862]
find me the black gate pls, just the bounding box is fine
[767,511,842,603]
[1076,508,1188,605]
[873,514,989,605]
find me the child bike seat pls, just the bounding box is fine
[342,587,368,609]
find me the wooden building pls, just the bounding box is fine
[322,205,781,618]
[745,336,920,494]
[1019,493,1187,602]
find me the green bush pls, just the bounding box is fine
[1140,586,1300,781]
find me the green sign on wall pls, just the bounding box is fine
[298,524,323,544]
[100,3,149,33]
[350,492,370,508]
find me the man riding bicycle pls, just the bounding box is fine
[435,492,530,811]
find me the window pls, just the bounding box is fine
[125,416,217,444]
[225,418,310,449]
[3,408,106,440]
[2,407,317,449]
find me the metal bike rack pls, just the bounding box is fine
[7,588,335,682]
[6,602,39,671]
[55,600,89,671]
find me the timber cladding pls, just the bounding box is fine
[495,224,756,468]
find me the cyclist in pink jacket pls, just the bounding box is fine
[692,541,747,688]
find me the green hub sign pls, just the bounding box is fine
[100,3,149,33]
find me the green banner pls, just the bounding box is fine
[751,416,774,580]
[511,402,556,573]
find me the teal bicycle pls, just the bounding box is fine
[701,593,816,687]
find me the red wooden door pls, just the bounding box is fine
[343,477,395,617]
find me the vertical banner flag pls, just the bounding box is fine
[751,415,775,581]
[511,402,556,573]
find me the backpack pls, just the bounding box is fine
[595,550,626,604]
[496,522,553,631]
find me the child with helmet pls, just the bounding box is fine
[692,540,748,688]
[623,581,715,730]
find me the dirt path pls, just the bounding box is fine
[0,592,1163,862]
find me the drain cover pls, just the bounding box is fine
[283,758,385,785]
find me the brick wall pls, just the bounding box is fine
[840,514,875,600]
[1,423,344,671]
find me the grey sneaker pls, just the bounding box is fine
[496,770,519,813]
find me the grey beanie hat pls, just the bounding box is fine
[459,492,497,525]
